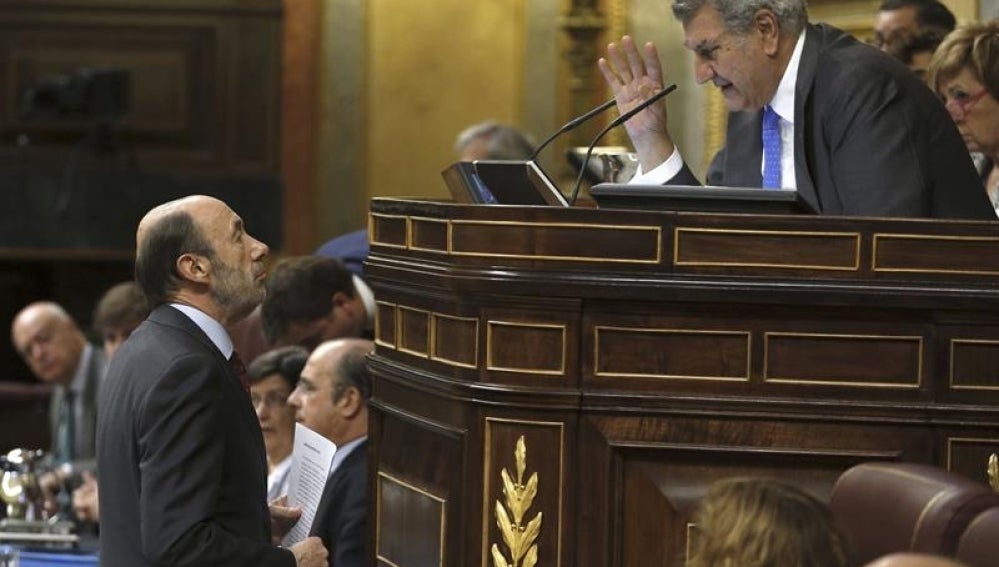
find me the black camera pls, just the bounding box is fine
[20,67,130,120]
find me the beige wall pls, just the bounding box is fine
[313,0,985,242]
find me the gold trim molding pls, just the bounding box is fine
[763,331,923,388]
[487,320,568,375]
[949,339,999,391]
[872,233,999,276]
[674,227,861,271]
[593,325,751,381]
[376,471,447,567]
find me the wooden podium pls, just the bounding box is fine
[364,197,999,567]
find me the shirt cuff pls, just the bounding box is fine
[628,147,684,185]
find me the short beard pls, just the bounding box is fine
[211,260,263,324]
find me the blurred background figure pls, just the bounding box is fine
[865,553,971,567]
[929,21,999,217]
[315,229,368,278]
[262,256,374,349]
[10,301,106,517]
[873,0,956,54]
[247,346,307,502]
[92,280,149,361]
[454,121,536,161]
[686,477,851,567]
[888,29,947,80]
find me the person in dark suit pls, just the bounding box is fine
[597,0,995,219]
[11,301,107,517]
[96,195,327,567]
[287,338,374,567]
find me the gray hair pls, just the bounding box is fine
[454,121,536,160]
[672,0,809,37]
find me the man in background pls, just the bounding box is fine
[97,195,326,567]
[262,256,375,350]
[92,280,150,361]
[454,121,536,161]
[873,0,955,54]
[288,338,374,567]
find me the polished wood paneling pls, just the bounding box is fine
[366,199,999,567]
[0,0,281,173]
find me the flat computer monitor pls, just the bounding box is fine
[442,160,568,207]
[588,183,817,214]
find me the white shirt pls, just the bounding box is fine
[631,31,807,189]
[267,454,293,502]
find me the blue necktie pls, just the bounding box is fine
[762,105,781,189]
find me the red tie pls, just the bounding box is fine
[230,351,250,395]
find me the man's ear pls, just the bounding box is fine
[755,9,781,56]
[331,291,354,317]
[176,253,211,284]
[338,386,362,418]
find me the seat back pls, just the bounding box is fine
[956,506,999,567]
[829,462,999,564]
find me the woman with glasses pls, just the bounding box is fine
[929,21,999,217]
[247,346,308,502]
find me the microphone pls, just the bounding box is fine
[568,84,678,205]
[529,97,617,162]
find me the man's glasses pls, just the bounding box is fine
[943,88,990,120]
[250,392,289,409]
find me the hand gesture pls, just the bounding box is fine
[598,36,676,170]
[71,471,100,522]
[268,495,302,545]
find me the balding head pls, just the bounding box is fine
[11,301,86,385]
[864,553,970,567]
[134,195,269,325]
[290,338,373,445]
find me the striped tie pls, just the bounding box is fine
[762,105,782,189]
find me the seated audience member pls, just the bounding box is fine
[247,346,308,502]
[10,302,107,516]
[261,256,375,349]
[70,280,150,523]
[687,477,851,567]
[315,228,369,278]
[865,553,971,567]
[599,0,993,218]
[454,121,536,161]
[888,29,946,81]
[92,281,150,362]
[288,338,374,567]
[873,0,956,54]
[929,21,999,217]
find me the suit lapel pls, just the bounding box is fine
[792,24,821,211]
[310,441,368,537]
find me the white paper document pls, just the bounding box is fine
[282,423,337,546]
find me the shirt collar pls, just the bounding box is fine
[769,31,806,123]
[170,303,234,359]
[328,435,367,478]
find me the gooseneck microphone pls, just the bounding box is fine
[529,97,618,162]
[568,83,678,205]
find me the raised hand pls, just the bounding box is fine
[598,36,676,171]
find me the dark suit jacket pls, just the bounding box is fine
[97,305,294,567]
[673,23,996,220]
[49,344,106,464]
[310,440,367,567]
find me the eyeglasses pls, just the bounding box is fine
[942,88,990,120]
[250,392,289,408]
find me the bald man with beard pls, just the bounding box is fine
[96,195,327,567]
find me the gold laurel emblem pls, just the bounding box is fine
[988,453,999,492]
[491,436,542,567]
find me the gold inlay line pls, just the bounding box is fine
[873,233,999,276]
[369,212,410,249]
[593,325,751,381]
[674,227,861,271]
[449,219,663,264]
[409,216,450,255]
[374,301,398,349]
[397,305,431,358]
[376,470,446,567]
[949,339,999,391]
[945,437,999,473]
[763,331,923,388]
[430,312,480,369]
[486,320,567,376]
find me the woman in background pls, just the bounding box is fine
[687,477,851,567]
[929,21,999,218]
[247,346,308,501]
